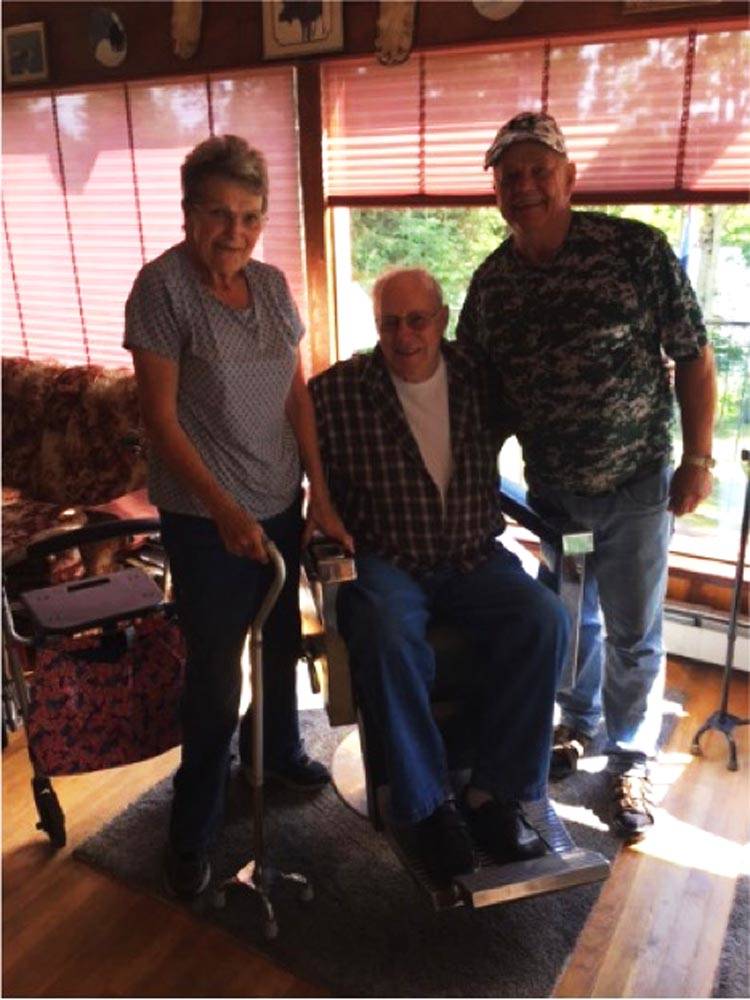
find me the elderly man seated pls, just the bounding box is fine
[309,268,570,879]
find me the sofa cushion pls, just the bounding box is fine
[2,356,147,506]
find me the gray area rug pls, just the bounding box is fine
[712,875,750,999]
[75,709,669,998]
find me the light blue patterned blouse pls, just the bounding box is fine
[124,244,304,520]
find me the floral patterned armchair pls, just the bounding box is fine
[2,356,148,583]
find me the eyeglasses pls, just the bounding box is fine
[377,306,443,335]
[194,204,264,230]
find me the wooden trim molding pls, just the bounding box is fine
[326,190,750,208]
[296,61,332,376]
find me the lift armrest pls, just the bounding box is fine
[498,479,593,558]
[303,539,358,727]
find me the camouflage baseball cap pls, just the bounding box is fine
[484,111,567,169]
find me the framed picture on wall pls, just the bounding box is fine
[262,1,344,60]
[3,21,49,85]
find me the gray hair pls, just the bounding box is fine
[371,267,444,318]
[181,134,269,213]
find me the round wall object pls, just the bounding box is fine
[472,1,524,21]
[89,8,127,68]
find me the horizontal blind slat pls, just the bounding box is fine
[3,67,306,367]
[322,27,749,201]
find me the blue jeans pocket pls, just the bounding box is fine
[620,465,671,510]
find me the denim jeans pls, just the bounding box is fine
[533,464,673,764]
[160,498,304,855]
[336,545,569,825]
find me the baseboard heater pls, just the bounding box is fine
[664,604,749,672]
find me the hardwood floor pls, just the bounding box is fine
[555,659,749,999]
[3,658,748,998]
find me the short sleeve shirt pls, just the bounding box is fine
[456,211,707,495]
[124,244,303,519]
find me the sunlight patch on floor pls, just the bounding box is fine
[550,800,610,833]
[629,811,750,878]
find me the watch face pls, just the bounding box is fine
[472,0,524,20]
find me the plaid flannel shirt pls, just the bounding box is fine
[309,341,507,577]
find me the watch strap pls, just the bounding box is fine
[682,454,716,470]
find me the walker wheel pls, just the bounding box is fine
[32,777,66,849]
[263,918,279,941]
[212,889,226,909]
[299,882,314,903]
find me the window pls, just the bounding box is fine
[323,26,749,204]
[2,67,308,370]
[333,203,749,563]
[323,26,748,565]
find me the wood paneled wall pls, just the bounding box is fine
[3,1,745,373]
[2,1,746,92]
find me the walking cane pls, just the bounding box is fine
[691,449,750,770]
[214,538,313,939]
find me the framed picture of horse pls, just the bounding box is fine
[262,1,344,60]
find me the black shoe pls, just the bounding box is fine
[262,753,331,791]
[163,844,211,899]
[549,724,592,782]
[610,765,654,840]
[414,800,477,879]
[466,798,546,863]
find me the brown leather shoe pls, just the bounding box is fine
[611,766,655,840]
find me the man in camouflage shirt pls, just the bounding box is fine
[457,111,717,838]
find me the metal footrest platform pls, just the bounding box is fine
[383,793,610,911]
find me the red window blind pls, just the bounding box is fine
[322,23,749,204]
[2,67,307,368]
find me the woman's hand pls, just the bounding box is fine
[212,496,268,562]
[303,491,355,553]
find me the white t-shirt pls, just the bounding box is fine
[390,356,453,509]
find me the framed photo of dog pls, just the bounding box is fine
[262,1,344,60]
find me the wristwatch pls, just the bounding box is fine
[681,454,716,470]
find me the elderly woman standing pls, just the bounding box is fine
[124,135,352,898]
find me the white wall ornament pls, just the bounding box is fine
[172,0,202,60]
[89,7,127,68]
[472,1,523,20]
[375,1,416,65]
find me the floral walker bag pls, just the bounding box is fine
[26,615,185,775]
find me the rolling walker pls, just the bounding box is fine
[213,539,313,940]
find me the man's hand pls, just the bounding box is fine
[212,497,268,561]
[302,491,355,553]
[668,463,713,516]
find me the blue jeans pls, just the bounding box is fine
[532,464,673,764]
[160,498,305,855]
[336,546,569,825]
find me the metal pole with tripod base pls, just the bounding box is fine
[691,448,750,771]
[213,539,314,939]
